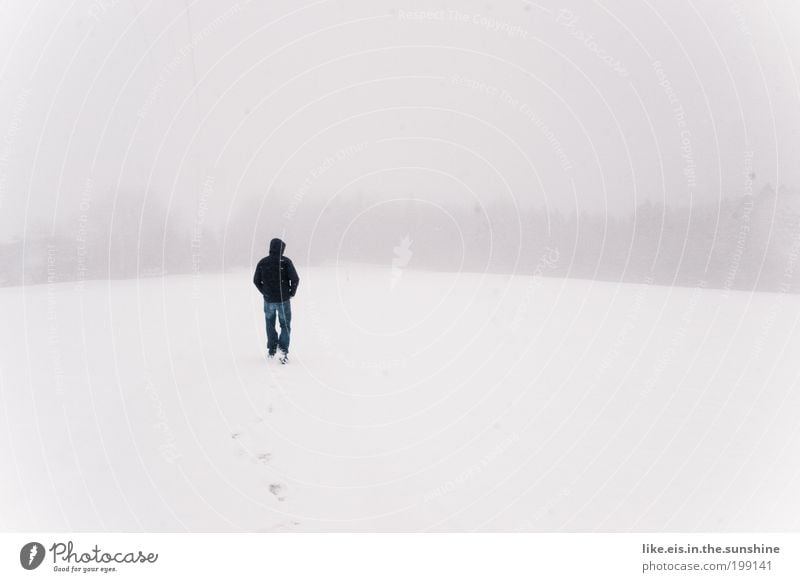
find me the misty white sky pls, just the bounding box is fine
[1,0,799,240]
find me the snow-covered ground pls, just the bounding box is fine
[1,265,799,531]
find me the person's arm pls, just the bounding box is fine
[287,260,299,297]
[253,261,264,294]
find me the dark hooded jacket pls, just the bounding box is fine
[253,238,300,302]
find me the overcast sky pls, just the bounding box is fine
[1,0,799,240]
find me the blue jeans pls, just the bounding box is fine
[264,299,291,354]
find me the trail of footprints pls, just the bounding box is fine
[230,402,287,504]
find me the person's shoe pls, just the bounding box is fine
[278,350,288,365]
[267,351,276,360]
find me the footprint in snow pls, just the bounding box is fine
[269,482,287,501]
[255,520,300,532]
[231,430,271,463]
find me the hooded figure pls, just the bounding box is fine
[253,238,300,359]
[254,238,299,302]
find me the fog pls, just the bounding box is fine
[1,0,800,289]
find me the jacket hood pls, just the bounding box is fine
[269,238,286,256]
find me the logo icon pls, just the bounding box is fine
[20,542,45,570]
[390,234,413,290]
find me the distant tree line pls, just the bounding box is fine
[3,184,799,293]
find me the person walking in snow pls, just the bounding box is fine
[253,238,300,364]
